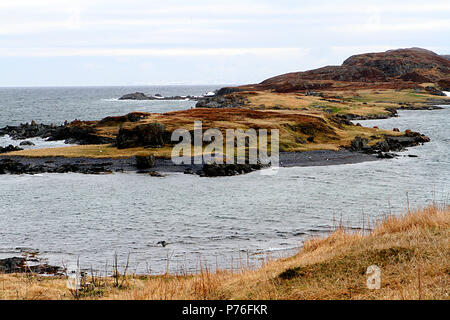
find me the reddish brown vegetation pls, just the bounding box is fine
[229,48,450,93]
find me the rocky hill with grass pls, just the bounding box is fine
[220,48,450,93]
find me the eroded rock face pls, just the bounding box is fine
[116,123,170,149]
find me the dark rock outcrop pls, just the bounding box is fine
[19,140,35,146]
[98,112,149,125]
[116,122,170,149]
[424,86,446,96]
[337,108,397,121]
[0,257,63,274]
[119,92,203,101]
[47,125,114,145]
[0,122,113,145]
[119,92,151,100]
[437,78,450,91]
[0,257,26,273]
[348,131,430,156]
[0,158,113,175]
[196,94,249,108]
[0,145,23,154]
[215,87,245,95]
[0,122,58,140]
[197,162,269,177]
[135,154,155,169]
[349,136,370,152]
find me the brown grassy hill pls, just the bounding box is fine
[227,48,450,93]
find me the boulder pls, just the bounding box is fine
[19,140,35,146]
[349,136,369,151]
[135,153,156,169]
[377,152,397,159]
[197,162,268,177]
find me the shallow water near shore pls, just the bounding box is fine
[0,86,449,274]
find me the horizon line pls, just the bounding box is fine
[0,83,241,89]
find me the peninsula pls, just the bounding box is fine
[1,48,449,175]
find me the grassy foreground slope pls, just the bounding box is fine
[1,204,448,300]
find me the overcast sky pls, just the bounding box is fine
[1,0,449,86]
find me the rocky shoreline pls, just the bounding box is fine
[0,102,441,177]
[0,257,63,275]
[0,152,363,176]
[0,135,426,177]
[0,119,433,176]
[0,121,114,145]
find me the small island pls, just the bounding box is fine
[118,91,215,101]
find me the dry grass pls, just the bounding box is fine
[1,204,448,300]
[3,144,174,159]
[244,89,449,118]
[3,106,401,158]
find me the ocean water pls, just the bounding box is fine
[0,85,222,128]
[0,87,449,274]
